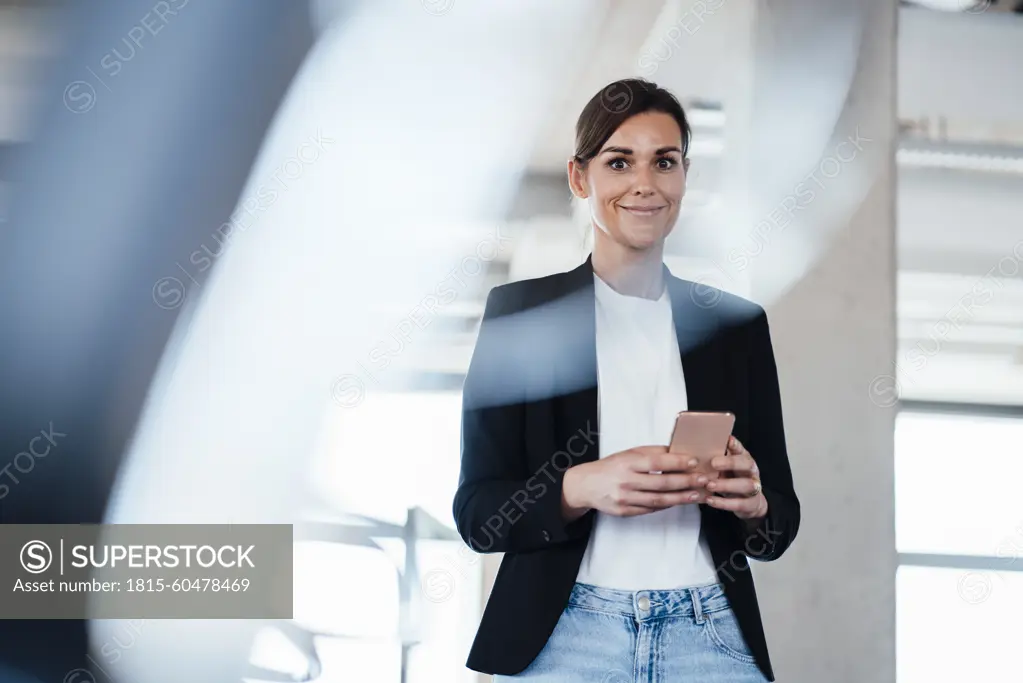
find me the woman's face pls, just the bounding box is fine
[569,111,689,251]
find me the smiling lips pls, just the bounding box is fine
[620,204,667,217]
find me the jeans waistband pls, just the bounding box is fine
[567,581,731,621]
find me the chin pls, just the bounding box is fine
[620,226,667,250]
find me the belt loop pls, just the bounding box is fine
[690,587,705,624]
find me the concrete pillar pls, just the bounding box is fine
[716,3,899,682]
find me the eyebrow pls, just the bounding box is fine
[599,145,683,156]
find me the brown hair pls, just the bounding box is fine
[572,78,691,167]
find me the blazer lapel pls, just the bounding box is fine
[664,269,746,573]
[548,255,600,466]
[666,272,727,413]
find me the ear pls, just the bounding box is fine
[567,158,589,199]
[683,157,691,173]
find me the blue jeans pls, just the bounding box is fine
[494,581,770,682]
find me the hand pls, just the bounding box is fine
[704,436,768,521]
[562,445,710,518]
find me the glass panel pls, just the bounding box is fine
[897,565,1023,682]
[895,411,1023,559]
[310,391,466,528]
[293,542,399,639]
[407,539,484,683]
[250,390,479,683]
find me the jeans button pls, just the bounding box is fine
[637,595,651,611]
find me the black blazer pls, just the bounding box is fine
[452,255,800,681]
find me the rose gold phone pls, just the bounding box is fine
[665,411,736,481]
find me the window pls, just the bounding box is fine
[895,405,1023,682]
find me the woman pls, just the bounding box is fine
[453,78,800,682]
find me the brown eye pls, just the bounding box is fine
[657,157,678,170]
[607,157,628,171]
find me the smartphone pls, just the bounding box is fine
[661,411,736,480]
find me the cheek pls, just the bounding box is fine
[591,189,625,219]
[591,196,619,230]
[589,171,629,206]
[661,177,686,203]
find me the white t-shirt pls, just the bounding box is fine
[574,272,719,590]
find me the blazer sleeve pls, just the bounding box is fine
[452,286,591,554]
[733,307,800,561]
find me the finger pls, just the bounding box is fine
[705,493,759,514]
[704,476,760,497]
[629,472,707,492]
[726,436,747,456]
[629,445,670,456]
[619,488,707,509]
[710,454,741,472]
[640,452,698,473]
[628,451,683,472]
[617,505,661,517]
[711,453,758,474]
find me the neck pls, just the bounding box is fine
[591,231,665,300]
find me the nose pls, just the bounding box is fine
[630,165,657,196]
